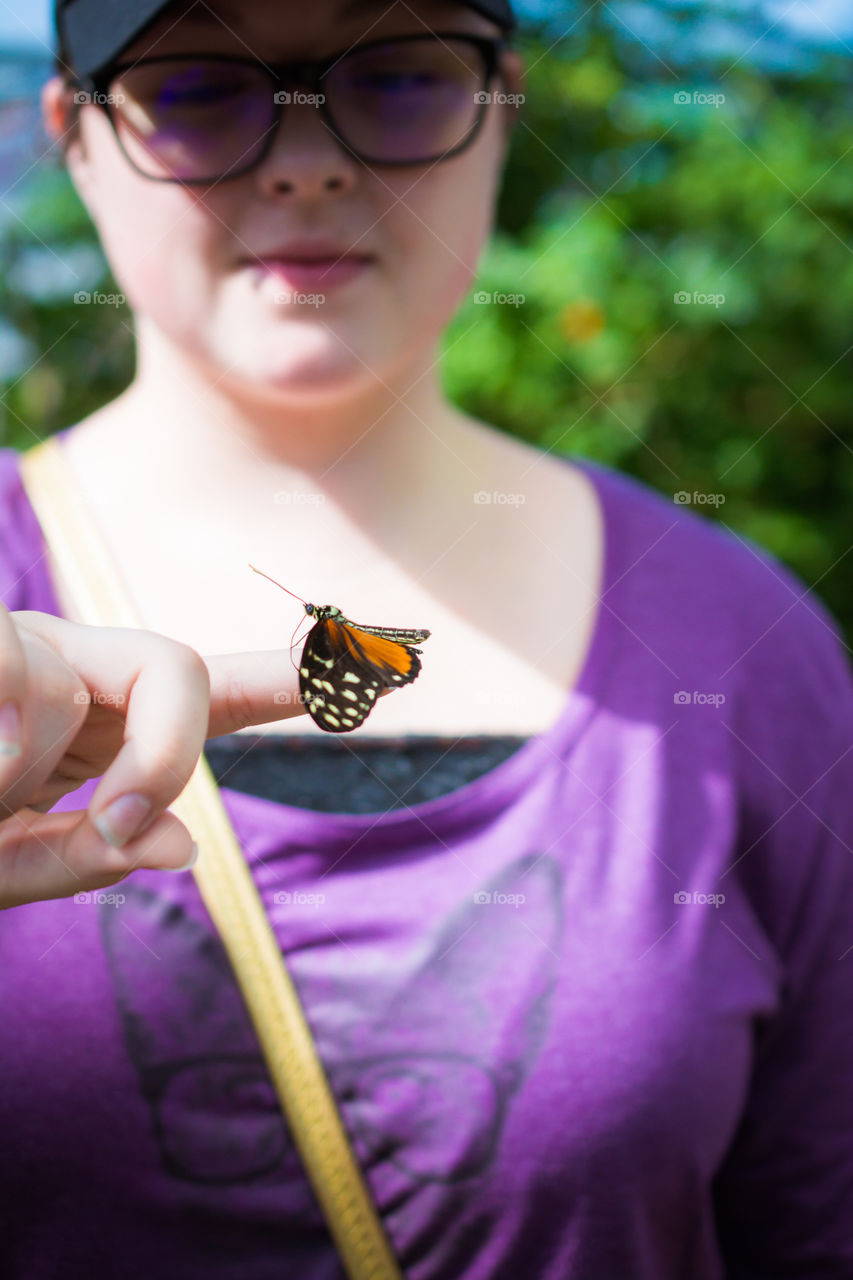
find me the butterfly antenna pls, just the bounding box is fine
[248,564,308,607]
[249,565,312,673]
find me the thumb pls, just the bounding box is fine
[0,805,198,910]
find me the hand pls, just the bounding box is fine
[0,604,313,909]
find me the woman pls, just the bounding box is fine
[0,0,851,1275]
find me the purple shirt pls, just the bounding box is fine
[1,428,852,1279]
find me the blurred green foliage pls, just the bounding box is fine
[1,5,852,642]
[445,13,853,642]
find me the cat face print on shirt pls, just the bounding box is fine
[97,853,562,1199]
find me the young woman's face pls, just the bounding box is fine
[45,0,522,402]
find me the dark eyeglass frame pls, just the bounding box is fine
[69,32,509,184]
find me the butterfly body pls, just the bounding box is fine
[299,603,431,733]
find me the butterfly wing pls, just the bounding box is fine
[299,616,430,733]
[339,623,429,686]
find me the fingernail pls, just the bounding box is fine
[94,792,152,848]
[162,843,199,873]
[0,700,22,757]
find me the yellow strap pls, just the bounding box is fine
[17,434,404,1280]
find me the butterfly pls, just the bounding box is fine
[249,565,431,733]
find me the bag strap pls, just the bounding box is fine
[17,433,404,1280]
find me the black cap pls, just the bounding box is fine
[56,0,517,80]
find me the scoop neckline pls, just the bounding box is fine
[22,431,624,838]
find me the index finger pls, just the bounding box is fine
[205,649,318,736]
[204,649,395,737]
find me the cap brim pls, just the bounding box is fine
[58,0,515,81]
[58,0,173,79]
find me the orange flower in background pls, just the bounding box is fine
[559,299,606,343]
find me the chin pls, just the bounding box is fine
[219,345,380,403]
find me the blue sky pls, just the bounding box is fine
[0,0,851,51]
[0,0,53,49]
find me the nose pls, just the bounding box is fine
[252,88,360,198]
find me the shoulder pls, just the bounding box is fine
[475,431,852,755]
[583,460,830,627]
[577,459,853,794]
[581,459,849,694]
[584,463,853,969]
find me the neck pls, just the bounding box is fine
[120,314,472,483]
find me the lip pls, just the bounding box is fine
[251,257,374,291]
[249,238,374,263]
[243,240,376,291]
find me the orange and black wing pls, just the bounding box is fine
[299,617,430,733]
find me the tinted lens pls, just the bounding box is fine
[326,37,488,162]
[110,59,274,180]
[106,38,490,181]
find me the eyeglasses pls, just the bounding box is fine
[70,33,508,184]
